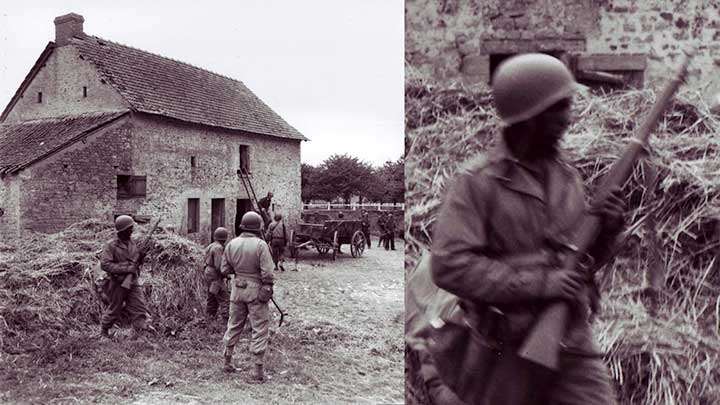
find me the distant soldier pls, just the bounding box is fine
[221,211,275,383]
[360,210,371,249]
[257,192,273,226]
[384,212,396,251]
[204,227,230,326]
[99,215,151,339]
[266,213,288,271]
[377,212,387,247]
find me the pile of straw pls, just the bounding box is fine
[405,71,720,404]
[0,218,206,358]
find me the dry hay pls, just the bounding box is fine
[0,218,206,360]
[405,71,720,404]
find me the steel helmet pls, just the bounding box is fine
[115,215,135,232]
[491,53,576,126]
[213,227,229,241]
[240,211,263,232]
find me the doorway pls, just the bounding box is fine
[235,198,253,235]
[211,198,225,241]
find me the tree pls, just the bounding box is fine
[315,154,374,204]
[369,157,404,204]
[301,163,322,203]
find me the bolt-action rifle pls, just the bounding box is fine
[121,218,161,289]
[517,50,695,370]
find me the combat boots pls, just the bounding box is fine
[251,364,265,383]
[223,355,237,373]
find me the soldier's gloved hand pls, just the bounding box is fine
[589,186,626,236]
[543,269,586,300]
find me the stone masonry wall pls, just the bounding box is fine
[406,0,720,97]
[4,45,128,122]
[17,117,133,234]
[0,176,21,238]
[128,113,302,245]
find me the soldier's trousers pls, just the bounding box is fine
[482,351,617,405]
[362,228,371,248]
[101,282,149,331]
[270,239,285,268]
[223,299,270,365]
[383,231,395,250]
[206,283,229,320]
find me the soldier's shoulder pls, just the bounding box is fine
[454,152,507,184]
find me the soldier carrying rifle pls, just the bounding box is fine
[430,54,626,404]
[99,215,154,339]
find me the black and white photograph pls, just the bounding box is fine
[406,1,720,404]
[0,1,404,403]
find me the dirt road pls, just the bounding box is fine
[1,241,404,404]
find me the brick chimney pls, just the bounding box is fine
[53,13,84,46]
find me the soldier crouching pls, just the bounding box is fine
[221,211,275,382]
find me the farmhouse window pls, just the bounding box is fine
[239,145,250,174]
[83,86,87,97]
[117,175,147,199]
[188,198,200,233]
[37,92,42,103]
[191,156,197,168]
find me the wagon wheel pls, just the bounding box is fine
[331,231,338,261]
[350,230,365,258]
[289,230,298,258]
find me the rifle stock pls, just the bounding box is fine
[121,218,161,289]
[518,51,694,370]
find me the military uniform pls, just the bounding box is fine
[430,146,617,405]
[257,196,272,226]
[384,214,396,250]
[100,237,150,333]
[360,213,371,249]
[266,219,288,270]
[376,214,386,247]
[204,241,229,321]
[222,232,275,371]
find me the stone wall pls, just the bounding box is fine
[4,45,128,122]
[129,113,302,245]
[0,176,21,237]
[406,0,720,96]
[16,117,133,234]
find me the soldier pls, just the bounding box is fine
[266,213,288,271]
[430,54,625,404]
[257,192,273,226]
[204,227,230,326]
[384,212,396,251]
[360,210,371,249]
[99,215,152,339]
[376,211,387,248]
[221,211,275,382]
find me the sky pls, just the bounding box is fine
[0,1,404,167]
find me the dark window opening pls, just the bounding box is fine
[239,145,250,174]
[191,156,197,168]
[188,198,200,234]
[211,198,226,240]
[83,86,87,97]
[117,175,147,199]
[37,92,42,103]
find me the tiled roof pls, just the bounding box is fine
[0,111,127,175]
[71,35,306,141]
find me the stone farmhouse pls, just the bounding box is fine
[406,0,720,95]
[0,13,306,243]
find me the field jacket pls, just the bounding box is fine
[431,146,617,352]
[100,237,141,286]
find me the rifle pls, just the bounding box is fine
[256,220,287,327]
[517,51,695,370]
[121,218,161,289]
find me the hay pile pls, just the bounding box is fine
[405,71,720,404]
[0,218,206,358]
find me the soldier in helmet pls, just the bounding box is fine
[204,227,230,326]
[221,211,275,382]
[99,215,152,339]
[428,54,626,404]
